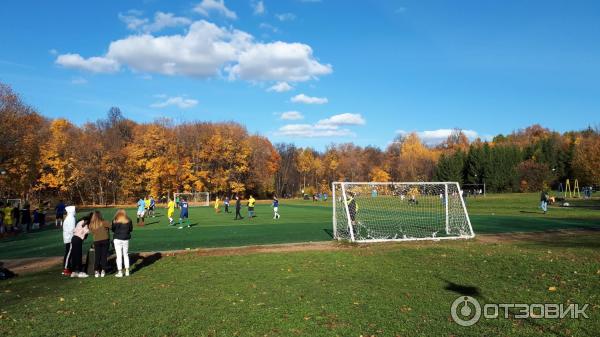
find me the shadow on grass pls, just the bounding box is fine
[322,228,334,238]
[441,279,481,297]
[129,252,162,274]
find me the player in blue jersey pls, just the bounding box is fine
[178,197,190,229]
[272,196,280,220]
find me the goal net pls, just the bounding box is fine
[332,182,474,242]
[6,199,21,208]
[174,192,210,207]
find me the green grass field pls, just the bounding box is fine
[0,193,598,336]
[0,193,598,259]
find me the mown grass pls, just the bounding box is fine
[0,193,598,259]
[0,232,598,336]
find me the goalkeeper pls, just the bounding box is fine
[346,192,358,235]
[167,198,176,226]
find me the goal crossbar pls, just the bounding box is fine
[332,182,475,243]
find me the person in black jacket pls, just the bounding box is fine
[234,195,243,220]
[111,209,133,277]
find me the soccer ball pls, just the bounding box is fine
[562,202,570,207]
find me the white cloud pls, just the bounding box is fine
[119,11,191,33]
[252,1,265,15]
[229,42,332,82]
[317,113,365,127]
[55,53,120,73]
[71,77,88,85]
[275,13,296,21]
[276,113,365,138]
[259,22,279,33]
[194,0,237,19]
[396,128,479,146]
[276,124,354,138]
[267,81,293,92]
[291,93,328,104]
[280,111,304,120]
[57,20,331,83]
[150,96,199,109]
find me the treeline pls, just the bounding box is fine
[1,83,599,204]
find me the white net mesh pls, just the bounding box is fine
[332,182,474,242]
[174,192,210,207]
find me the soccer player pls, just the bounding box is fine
[167,198,176,226]
[55,200,66,228]
[346,192,358,236]
[224,196,230,213]
[234,195,243,220]
[144,196,150,216]
[214,196,221,214]
[149,196,156,217]
[136,197,146,226]
[247,195,256,219]
[178,197,190,229]
[272,196,280,219]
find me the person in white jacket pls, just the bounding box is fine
[62,205,76,276]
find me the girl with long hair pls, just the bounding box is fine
[111,209,133,277]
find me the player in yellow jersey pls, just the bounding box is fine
[167,198,176,226]
[214,196,221,213]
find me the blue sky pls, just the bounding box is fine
[1,0,599,149]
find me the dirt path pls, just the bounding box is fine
[2,228,598,275]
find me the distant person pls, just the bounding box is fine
[55,200,66,228]
[89,211,111,278]
[272,196,280,220]
[20,202,31,232]
[71,213,92,278]
[346,192,358,236]
[167,198,176,226]
[62,205,77,276]
[214,196,221,214]
[144,196,151,216]
[149,196,156,218]
[540,190,549,214]
[224,196,230,213]
[248,195,256,219]
[234,195,243,220]
[112,209,133,277]
[178,197,190,229]
[3,203,13,234]
[136,197,146,226]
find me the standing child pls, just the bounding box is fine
[71,213,92,278]
[224,196,230,213]
[89,211,111,278]
[136,198,146,226]
[234,195,243,220]
[55,200,66,228]
[214,196,221,214]
[272,196,280,219]
[167,198,176,226]
[247,195,256,219]
[178,197,190,229]
[149,196,156,218]
[3,203,13,234]
[112,209,133,277]
[62,205,76,276]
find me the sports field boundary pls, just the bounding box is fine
[3,226,600,275]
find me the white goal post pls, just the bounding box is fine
[332,182,475,242]
[173,192,210,207]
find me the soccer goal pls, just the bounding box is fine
[173,192,210,207]
[6,199,21,208]
[332,182,474,242]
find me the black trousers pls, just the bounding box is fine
[63,243,72,270]
[235,208,242,219]
[94,240,109,272]
[71,236,84,272]
[224,204,229,213]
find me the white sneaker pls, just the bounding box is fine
[178,226,183,229]
[94,271,99,278]
[100,270,105,278]
[125,269,130,277]
[115,271,123,278]
[70,272,79,278]
[78,272,89,278]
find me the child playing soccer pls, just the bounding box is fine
[136,198,146,226]
[178,197,190,229]
[214,196,221,214]
[272,196,280,219]
[247,195,256,219]
[167,198,175,226]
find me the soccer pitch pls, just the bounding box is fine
[0,193,599,259]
